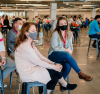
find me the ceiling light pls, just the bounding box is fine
[20,0,55,2]
[16,4,48,6]
[83,5,98,6]
[66,3,69,5]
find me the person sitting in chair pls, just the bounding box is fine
[71,15,80,39]
[0,31,16,87]
[6,18,23,59]
[89,15,100,48]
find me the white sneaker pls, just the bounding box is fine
[0,83,7,88]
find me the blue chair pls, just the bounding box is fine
[9,72,13,90]
[21,82,47,94]
[87,38,99,59]
[51,75,70,94]
[0,66,5,94]
[9,71,18,90]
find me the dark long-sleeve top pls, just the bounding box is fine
[4,19,10,27]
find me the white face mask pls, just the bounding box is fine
[18,25,22,30]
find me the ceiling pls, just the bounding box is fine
[0,0,100,11]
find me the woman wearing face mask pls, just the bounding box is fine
[14,22,77,94]
[48,17,93,82]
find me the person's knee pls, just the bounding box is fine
[64,52,72,59]
[51,75,59,83]
[63,63,71,73]
[6,57,16,68]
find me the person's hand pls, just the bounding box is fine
[1,59,6,66]
[65,49,72,55]
[55,64,62,72]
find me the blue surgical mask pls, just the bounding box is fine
[29,32,37,40]
[47,17,49,19]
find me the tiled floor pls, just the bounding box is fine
[2,28,100,94]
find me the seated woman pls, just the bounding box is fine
[48,16,93,81]
[14,22,77,94]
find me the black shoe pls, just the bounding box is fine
[92,45,96,48]
[61,83,77,92]
[92,45,100,49]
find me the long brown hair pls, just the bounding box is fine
[51,16,71,41]
[5,15,8,20]
[14,22,38,51]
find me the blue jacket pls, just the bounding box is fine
[89,20,100,35]
[85,19,89,26]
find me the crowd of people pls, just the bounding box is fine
[0,14,100,94]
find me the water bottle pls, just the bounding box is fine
[39,29,43,45]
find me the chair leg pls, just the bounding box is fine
[18,83,21,94]
[9,72,13,90]
[26,83,30,94]
[51,90,53,94]
[67,75,70,94]
[14,79,18,94]
[0,67,5,94]
[32,87,35,94]
[79,31,80,44]
[87,39,91,56]
[96,40,99,60]
[1,82,5,94]
[43,84,47,94]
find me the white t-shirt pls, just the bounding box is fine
[0,32,5,52]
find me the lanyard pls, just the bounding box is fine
[13,27,18,35]
[31,42,35,49]
[63,31,66,48]
[0,38,3,42]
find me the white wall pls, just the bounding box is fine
[29,11,34,20]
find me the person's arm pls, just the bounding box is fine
[0,32,6,66]
[6,31,15,52]
[50,32,65,51]
[22,45,55,70]
[34,46,55,64]
[94,21,100,32]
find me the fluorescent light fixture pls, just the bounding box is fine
[0,9,34,11]
[16,4,48,6]
[63,2,91,4]
[66,3,69,5]
[83,5,98,6]
[87,0,100,1]
[20,0,55,2]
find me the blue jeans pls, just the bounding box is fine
[71,28,79,38]
[0,57,16,80]
[48,51,81,79]
[44,24,52,31]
